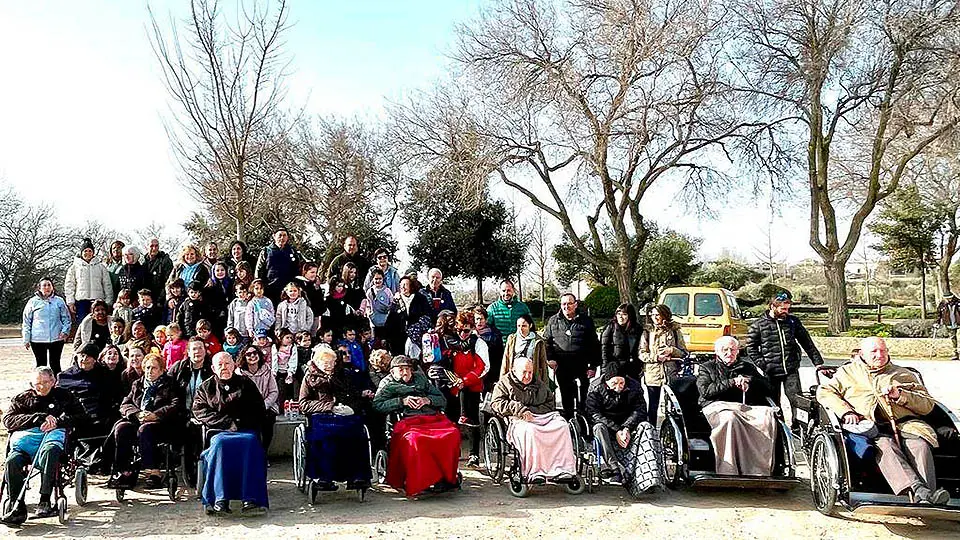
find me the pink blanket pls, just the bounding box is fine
[507,412,577,479]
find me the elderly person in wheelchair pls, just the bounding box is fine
[2,367,83,525]
[586,363,662,496]
[297,345,372,497]
[490,356,579,487]
[817,336,950,505]
[192,351,267,516]
[373,355,461,497]
[696,336,777,476]
[105,353,182,491]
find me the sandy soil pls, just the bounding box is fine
[1,344,959,539]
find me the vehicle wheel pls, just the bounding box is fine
[74,467,88,506]
[373,450,388,485]
[508,479,529,498]
[564,474,586,495]
[810,432,840,516]
[293,424,307,493]
[659,418,683,488]
[482,418,505,484]
[56,496,67,524]
[168,475,178,502]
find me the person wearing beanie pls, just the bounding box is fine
[64,238,113,323]
[177,281,207,339]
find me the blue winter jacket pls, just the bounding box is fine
[22,293,71,344]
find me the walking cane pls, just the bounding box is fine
[879,394,901,448]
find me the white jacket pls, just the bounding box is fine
[276,297,313,334]
[64,257,114,305]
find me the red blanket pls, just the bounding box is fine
[386,413,461,497]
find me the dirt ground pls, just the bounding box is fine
[1,344,959,539]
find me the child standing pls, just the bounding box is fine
[223,327,243,360]
[113,289,134,328]
[165,278,185,325]
[245,279,276,340]
[177,281,207,338]
[196,319,222,356]
[294,331,312,388]
[271,329,299,403]
[133,288,162,333]
[364,268,393,341]
[338,327,367,372]
[275,282,313,335]
[226,283,251,338]
[162,322,188,369]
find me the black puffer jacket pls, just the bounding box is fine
[586,377,646,431]
[696,358,773,407]
[600,321,641,378]
[543,312,601,371]
[746,312,823,378]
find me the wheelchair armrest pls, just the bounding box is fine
[201,427,227,449]
[765,397,782,413]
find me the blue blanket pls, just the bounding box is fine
[199,431,268,507]
[10,427,66,460]
[306,415,371,483]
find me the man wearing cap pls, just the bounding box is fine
[817,336,949,505]
[373,356,461,497]
[57,342,115,471]
[746,291,823,430]
[255,228,304,305]
[585,364,647,481]
[936,292,960,360]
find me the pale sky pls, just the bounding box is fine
[0,0,819,265]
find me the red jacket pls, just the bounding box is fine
[203,334,223,356]
[451,349,486,395]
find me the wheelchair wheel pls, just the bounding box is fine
[56,496,67,524]
[809,432,840,516]
[482,418,506,484]
[564,474,586,495]
[293,424,307,493]
[508,478,529,498]
[567,419,582,461]
[373,449,388,485]
[659,418,683,488]
[74,467,88,506]
[115,488,125,502]
[196,461,205,496]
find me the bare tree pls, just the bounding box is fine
[524,211,556,300]
[752,215,784,282]
[731,0,960,332]
[913,134,960,296]
[149,0,292,241]
[392,0,778,303]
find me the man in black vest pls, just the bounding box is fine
[255,228,304,305]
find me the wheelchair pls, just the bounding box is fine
[797,365,960,521]
[659,375,800,490]
[113,438,181,503]
[0,430,90,525]
[373,413,464,494]
[193,424,267,498]
[292,414,373,503]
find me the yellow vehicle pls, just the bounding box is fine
[656,286,749,356]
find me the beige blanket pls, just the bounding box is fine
[702,401,777,476]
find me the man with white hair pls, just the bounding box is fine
[422,268,456,323]
[817,336,949,505]
[696,336,777,476]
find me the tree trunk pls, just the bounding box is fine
[476,276,483,305]
[938,252,954,297]
[824,262,850,333]
[615,257,637,305]
[920,267,928,320]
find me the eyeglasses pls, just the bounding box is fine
[457,328,472,334]
[244,352,259,357]
[377,255,388,260]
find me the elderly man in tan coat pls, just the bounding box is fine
[817,336,949,505]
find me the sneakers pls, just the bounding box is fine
[240,501,266,516]
[33,501,57,519]
[458,416,479,428]
[0,501,27,526]
[205,500,231,515]
[912,485,951,505]
[107,472,137,489]
[466,455,480,468]
[599,467,617,480]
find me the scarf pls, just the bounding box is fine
[514,330,539,358]
[140,377,160,410]
[180,262,202,284]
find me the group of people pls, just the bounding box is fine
[7,232,953,524]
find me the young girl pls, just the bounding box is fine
[275,282,313,335]
[152,325,168,350]
[226,283,251,338]
[364,268,394,341]
[223,327,243,360]
[245,279,276,339]
[164,278,185,325]
[317,328,335,350]
[271,329,299,403]
[163,322,188,369]
[113,289,134,327]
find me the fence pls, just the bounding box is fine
[789,303,883,323]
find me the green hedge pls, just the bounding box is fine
[582,286,621,319]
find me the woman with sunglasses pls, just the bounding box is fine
[237,345,279,455]
[363,248,400,293]
[442,311,489,467]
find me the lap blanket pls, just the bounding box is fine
[611,422,664,497]
[386,414,460,497]
[306,414,372,483]
[703,401,777,476]
[508,412,577,479]
[9,428,66,468]
[200,431,268,507]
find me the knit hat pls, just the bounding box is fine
[601,363,625,380]
[255,328,270,339]
[80,238,95,252]
[78,342,100,359]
